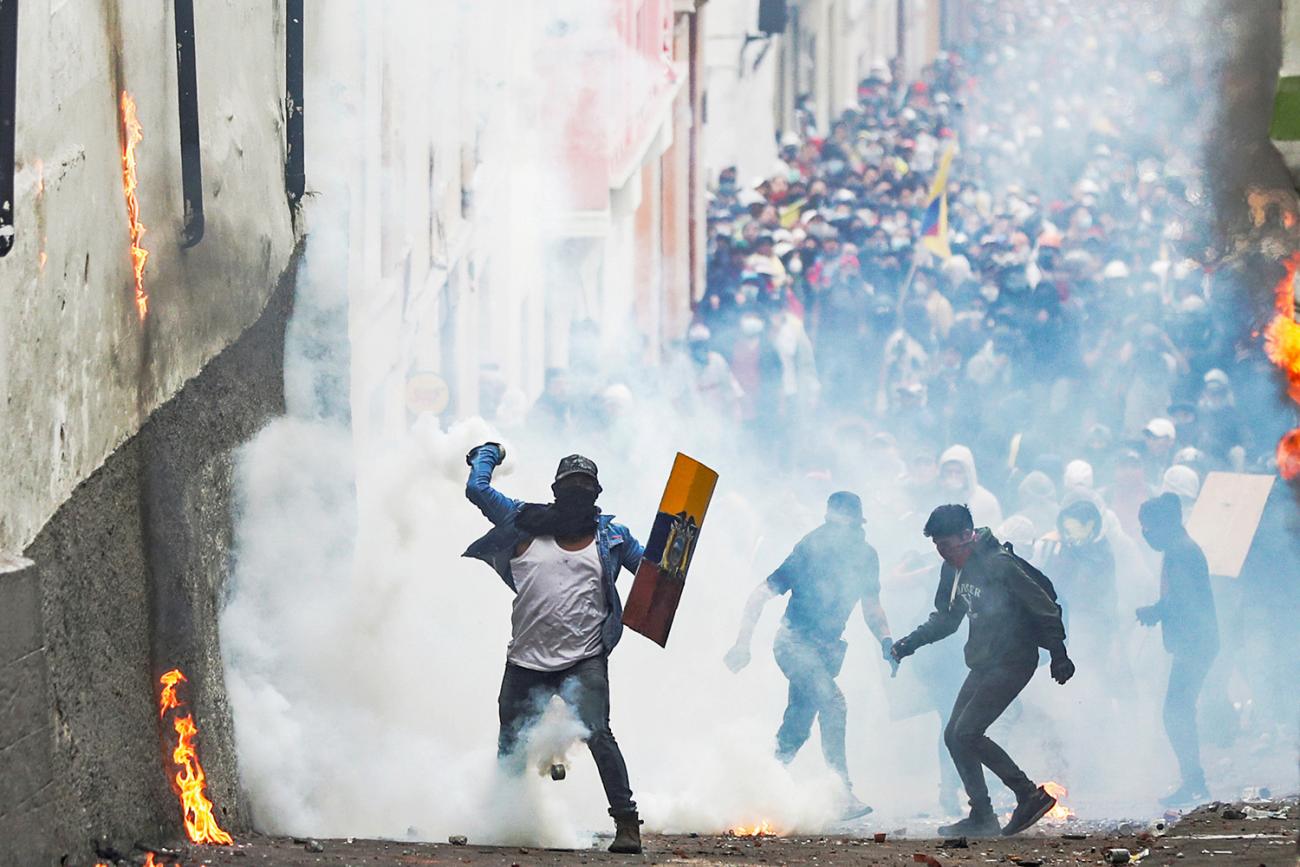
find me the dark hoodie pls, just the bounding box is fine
[902,528,1066,671]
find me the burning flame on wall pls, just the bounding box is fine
[119,91,149,321]
[729,819,777,837]
[1264,253,1300,480]
[158,668,234,846]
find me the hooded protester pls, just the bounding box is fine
[685,324,743,420]
[1106,449,1154,541]
[729,311,783,446]
[1160,465,1200,518]
[1196,369,1245,463]
[1141,417,1178,485]
[724,492,893,821]
[1039,499,1117,656]
[938,444,1005,529]
[892,505,1075,838]
[1136,493,1219,808]
[1012,471,1059,537]
[463,445,646,853]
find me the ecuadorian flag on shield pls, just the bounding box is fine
[919,144,955,259]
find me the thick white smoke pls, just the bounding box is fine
[220,0,857,846]
[220,0,1296,849]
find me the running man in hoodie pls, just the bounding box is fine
[463,443,645,854]
[1136,492,1218,807]
[724,492,894,821]
[938,444,1004,529]
[891,504,1075,838]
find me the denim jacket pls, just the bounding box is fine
[462,445,644,654]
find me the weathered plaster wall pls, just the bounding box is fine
[0,256,299,867]
[0,0,296,555]
[0,3,301,863]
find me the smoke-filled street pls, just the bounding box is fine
[2,1,1300,867]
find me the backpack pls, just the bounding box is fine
[1001,541,1061,612]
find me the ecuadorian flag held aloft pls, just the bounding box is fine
[919,144,955,259]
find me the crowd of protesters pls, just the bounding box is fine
[679,0,1299,803]
[494,0,1298,807]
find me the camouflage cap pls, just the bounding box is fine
[555,454,599,485]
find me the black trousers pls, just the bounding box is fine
[944,662,1038,814]
[1164,651,1213,786]
[497,654,636,816]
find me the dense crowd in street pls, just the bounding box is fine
[494,0,1298,817]
[680,0,1298,807]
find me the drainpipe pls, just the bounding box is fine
[0,0,17,257]
[285,0,305,209]
[174,0,204,247]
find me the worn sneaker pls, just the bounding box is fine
[1001,786,1056,837]
[839,794,874,822]
[937,813,1001,838]
[1159,780,1209,809]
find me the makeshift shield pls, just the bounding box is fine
[622,453,718,647]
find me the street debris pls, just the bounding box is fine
[1242,805,1288,819]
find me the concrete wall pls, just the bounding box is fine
[702,0,781,181]
[0,2,301,862]
[0,0,297,556]
[1,258,299,867]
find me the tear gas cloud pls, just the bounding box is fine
[220,0,1299,847]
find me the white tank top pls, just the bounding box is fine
[507,536,606,671]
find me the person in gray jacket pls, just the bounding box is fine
[892,504,1075,838]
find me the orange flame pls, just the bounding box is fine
[1264,253,1300,479]
[1042,780,1076,822]
[158,668,233,846]
[119,91,149,321]
[160,668,185,718]
[730,820,777,837]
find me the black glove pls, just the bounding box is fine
[1050,654,1075,685]
[466,442,505,467]
[880,636,895,662]
[890,636,916,661]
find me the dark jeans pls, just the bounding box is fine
[945,663,1038,815]
[773,628,850,784]
[916,641,965,801]
[497,654,636,816]
[1164,651,1213,786]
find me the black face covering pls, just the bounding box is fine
[515,485,599,539]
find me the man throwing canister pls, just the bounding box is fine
[891,504,1076,838]
[463,442,645,854]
